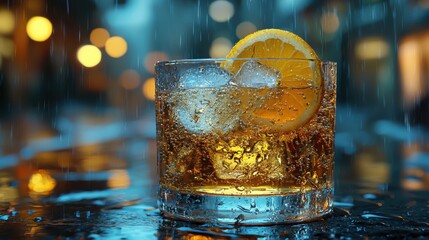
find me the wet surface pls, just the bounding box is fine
[1,107,429,239]
[2,183,429,239]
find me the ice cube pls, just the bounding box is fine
[179,65,231,89]
[170,87,240,134]
[231,60,280,87]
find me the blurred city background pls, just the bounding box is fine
[0,0,429,202]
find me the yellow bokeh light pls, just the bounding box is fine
[107,169,131,189]
[77,44,102,68]
[119,69,141,90]
[90,28,110,48]
[142,77,155,101]
[355,37,389,60]
[26,16,53,42]
[105,36,127,58]
[144,51,169,74]
[0,37,14,58]
[28,170,56,193]
[320,12,340,34]
[0,9,15,34]
[209,0,234,22]
[209,37,232,58]
[399,37,421,108]
[236,21,257,39]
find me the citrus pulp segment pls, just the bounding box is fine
[225,29,323,131]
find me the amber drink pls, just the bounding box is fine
[155,57,336,224]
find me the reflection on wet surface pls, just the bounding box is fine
[1,108,429,239]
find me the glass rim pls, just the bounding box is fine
[156,58,336,66]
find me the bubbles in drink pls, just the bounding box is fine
[211,136,283,180]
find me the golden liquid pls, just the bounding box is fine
[156,86,335,196]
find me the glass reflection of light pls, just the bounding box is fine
[235,21,257,39]
[77,45,102,68]
[26,16,53,42]
[119,69,141,90]
[209,37,232,58]
[0,9,15,34]
[28,170,56,193]
[209,0,234,23]
[105,36,127,58]
[142,77,155,101]
[90,28,110,48]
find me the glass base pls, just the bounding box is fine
[159,185,333,225]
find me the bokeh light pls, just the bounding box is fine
[142,77,155,101]
[0,183,18,202]
[119,69,141,90]
[90,28,110,48]
[320,12,340,34]
[144,51,169,74]
[0,37,14,58]
[418,0,429,8]
[209,37,232,58]
[209,0,234,22]
[28,170,56,193]
[0,9,15,34]
[355,37,389,60]
[399,37,421,107]
[26,16,53,42]
[77,45,102,68]
[105,36,128,58]
[236,21,257,39]
[107,170,131,189]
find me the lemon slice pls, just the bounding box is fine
[225,29,323,131]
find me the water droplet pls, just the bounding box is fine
[333,207,350,217]
[363,193,377,199]
[235,214,244,224]
[34,216,42,222]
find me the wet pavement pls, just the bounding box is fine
[1,107,429,239]
[2,169,429,239]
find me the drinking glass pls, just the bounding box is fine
[155,58,336,225]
